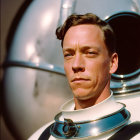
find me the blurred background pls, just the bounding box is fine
[1,1,25,139]
[1,1,73,139]
[0,0,140,140]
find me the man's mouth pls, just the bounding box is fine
[72,78,90,82]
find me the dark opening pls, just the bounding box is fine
[106,12,140,75]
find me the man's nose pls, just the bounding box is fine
[72,54,85,73]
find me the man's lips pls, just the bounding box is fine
[71,78,90,82]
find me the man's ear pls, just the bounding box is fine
[109,53,118,74]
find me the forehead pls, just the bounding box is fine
[63,24,105,49]
[64,24,103,38]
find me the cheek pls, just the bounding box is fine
[64,63,72,79]
[102,59,110,73]
[87,59,110,78]
[96,60,111,82]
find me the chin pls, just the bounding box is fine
[73,90,95,100]
[75,96,92,101]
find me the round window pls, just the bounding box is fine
[106,12,140,78]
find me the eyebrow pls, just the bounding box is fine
[63,45,101,52]
[81,46,100,51]
[63,48,74,53]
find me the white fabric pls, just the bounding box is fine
[60,91,122,121]
[28,92,140,140]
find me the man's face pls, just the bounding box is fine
[63,24,117,100]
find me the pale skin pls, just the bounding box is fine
[63,24,118,110]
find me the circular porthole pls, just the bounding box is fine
[106,12,140,94]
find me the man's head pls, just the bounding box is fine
[56,13,116,56]
[56,13,118,108]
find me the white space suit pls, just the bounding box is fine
[28,91,140,140]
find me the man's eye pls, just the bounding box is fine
[64,53,72,57]
[87,51,96,55]
[88,52,94,54]
[85,51,98,57]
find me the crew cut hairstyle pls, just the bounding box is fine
[56,13,116,56]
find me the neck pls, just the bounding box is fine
[74,83,111,110]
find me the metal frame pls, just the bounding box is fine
[51,103,130,139]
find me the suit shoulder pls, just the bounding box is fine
[28,121,54,140]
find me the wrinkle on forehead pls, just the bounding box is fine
[63,24,105,51]
[63,45,102,54]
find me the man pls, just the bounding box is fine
[29,13,140,140]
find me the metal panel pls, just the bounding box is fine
[2,0,140,139]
